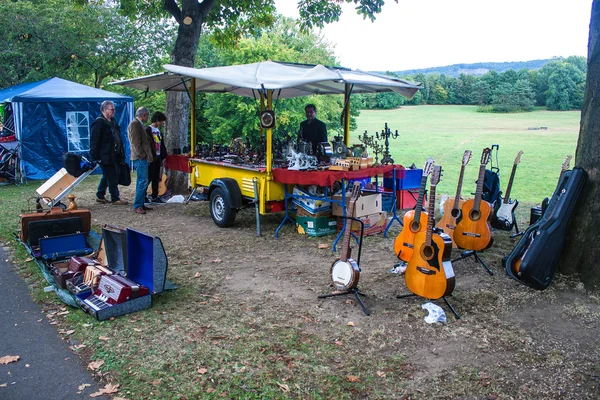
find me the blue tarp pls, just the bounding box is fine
[0,77,134,180]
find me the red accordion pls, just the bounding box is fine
[94,275,149,305]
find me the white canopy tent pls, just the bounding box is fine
[111,61,422,164]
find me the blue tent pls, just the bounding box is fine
[0,77,134,180]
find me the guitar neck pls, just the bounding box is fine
[425,183,437,246]
[474,162,486,211]
[340,206,354,262]
[452,163,467,210]
[414,176,428,219]
[504,163,518,203]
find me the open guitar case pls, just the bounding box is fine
[504,167,587,290]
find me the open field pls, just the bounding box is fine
[1,106,597,399]
[351,105,581,203]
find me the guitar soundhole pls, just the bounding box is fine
[410,220,420,232]
[422,245,434,260]
[450,208,461,218]
[469,209,481,221]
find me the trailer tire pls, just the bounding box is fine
[210,187,237,227]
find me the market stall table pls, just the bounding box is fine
[273,164,404,251]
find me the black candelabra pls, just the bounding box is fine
[358,130,374,156]
[375,122,399,165]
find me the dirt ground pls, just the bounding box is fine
[53,180,600,398]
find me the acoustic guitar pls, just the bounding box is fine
[147,168,168,197]
[330,182,362,291]
[492,150,524,230]
[436,150,472,247]
[393,158,435,262]
[405,165,455,299]
[453,148,494,251]
[511,155,572,275]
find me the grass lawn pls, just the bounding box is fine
[350,105,581,203]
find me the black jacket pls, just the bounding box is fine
[299,118,327,154]
[90,117,124,165]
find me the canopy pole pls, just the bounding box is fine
[343,83,351,146]
[266,90,273,179]
[190,78,196,157]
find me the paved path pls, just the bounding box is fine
[0,243,107,399]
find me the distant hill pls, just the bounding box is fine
[392,59,553,78]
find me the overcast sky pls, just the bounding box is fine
[275,0,593,71]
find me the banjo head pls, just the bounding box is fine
[330,259,360,291]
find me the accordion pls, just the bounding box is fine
[94,275,149,305]
[69,256,99,273]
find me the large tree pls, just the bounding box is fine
[560,0,599,289]
[149,0,393,192]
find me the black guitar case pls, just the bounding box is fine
[504,167,587,290]
[28,217,84,247]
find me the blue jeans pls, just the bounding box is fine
[132,159,149,209]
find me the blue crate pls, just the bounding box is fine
[400,169,422,189]
[381,193,395,212]
[348,177,371,189]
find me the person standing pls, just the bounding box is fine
[128,107,153,214]
[90,100,128,205]
[145,111,168,204]
[298,103,328,155]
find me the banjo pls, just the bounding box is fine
[330,182,362,291]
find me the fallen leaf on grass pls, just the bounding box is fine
[25,257,33,262]
[113,397,129,400]
[347,375,361,383]
[211,258,222,263]
[377,371,387,378]
[197,367,208,375]
[70,344,86,350]
[98,336,110,341]
[347,321,355,327]
[317,243,328,249]
[133,328,142,332]
[276,382,290,392]
[60,329,75,335]
[193,272,201,278]
[151,379,162,386]
[87,360,104,370]
[78,383,91,390]
[0,355,20,364]
[334,340,344,346]
[90,383,119,397]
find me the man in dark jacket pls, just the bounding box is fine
[90,100,128,205]
[299,103,328,155]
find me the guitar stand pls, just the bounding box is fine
[452,250,493,276]
[509,220,522,238]
[396,293,461,320]
[319,289,370,316]
[319,217,370,316]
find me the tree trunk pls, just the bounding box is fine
[559,0,599,289]
[164,0,213,193]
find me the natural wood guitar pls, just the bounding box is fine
[405,165,455,299]
[511,155,572,274]
[330,182,362,291]
[436,150,472,247]
[492,150,523,230]
[394,158,435,262]
[453,148,494,251]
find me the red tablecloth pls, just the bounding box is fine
[272,164,401,187]
[164,155,192,173]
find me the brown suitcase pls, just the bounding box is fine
[19,207,91,244]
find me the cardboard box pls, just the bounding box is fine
[332,192,382,217]
[296,215,337,237]
[295,206,332,218]
[336,212,388,236]
[292,186,331,214]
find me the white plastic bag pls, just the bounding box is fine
[166,195,185,204]
[422,302,447,324]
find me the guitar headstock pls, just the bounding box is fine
[431,165,441,186]
[562,155,572,172]
[422,157,435,176]
[514,150,524,165]
[462,150,472,166]
[480,148,491,165]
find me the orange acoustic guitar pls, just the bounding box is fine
[453,148,494,251]
[436,150,472,247]
[511,155,572,275]
[405,165,455,299]
[394,158,435,262]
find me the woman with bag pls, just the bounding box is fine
[145,111,168,203]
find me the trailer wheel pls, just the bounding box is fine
[210,187,236,227]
